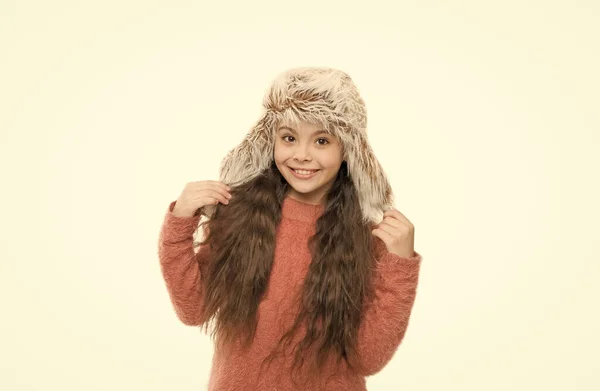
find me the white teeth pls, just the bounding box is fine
[293,169,316,175]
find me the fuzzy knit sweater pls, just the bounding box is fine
[158,195,422,391]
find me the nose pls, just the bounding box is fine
[292,143,312,162]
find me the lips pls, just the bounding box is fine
[289,167,320,179]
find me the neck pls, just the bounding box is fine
[281,194,325,223]
[284,188,327,206]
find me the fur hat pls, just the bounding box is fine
[201,67,395,224]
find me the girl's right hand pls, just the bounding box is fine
[171,180,232,217]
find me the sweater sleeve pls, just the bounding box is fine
[353,238,422,376]
[157,201,212,326]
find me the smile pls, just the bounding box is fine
[289,167,320,179]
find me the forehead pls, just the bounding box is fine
[276,120,333,134]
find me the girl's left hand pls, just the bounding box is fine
[372,208,416,259]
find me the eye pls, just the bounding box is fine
[281,136,329,145]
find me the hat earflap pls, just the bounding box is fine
[337,129,395,224]
[200,114,274,218]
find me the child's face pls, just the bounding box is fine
[274,121,343,205]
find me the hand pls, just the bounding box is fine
[172,180,232,217]
[371,208,416,259]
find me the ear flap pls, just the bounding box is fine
[220,115,274,186]
[200,114,274,218]
[345,130,395,224]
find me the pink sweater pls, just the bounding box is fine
[158,195,422,390]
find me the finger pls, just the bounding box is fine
[207,180,231,192]
[204,197,227,206]
[372,227,392,244]
[201,183,231,199]
[383,208,411,226]
[218,181,232,191]
[204,190,230,205]
[380,216,402,228]
[194,180,229,192]
[374,223,397,236]
[202,196,220,206]
[217,187,232,199]
[215,189,231,203]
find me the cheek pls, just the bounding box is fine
[322,145,343,165]
[322,154,343,169]
[274,142,294,161]
[273,149,285,164]
[273,143,283,161]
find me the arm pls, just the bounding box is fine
[353,239,422,376]
[157,201,211,326]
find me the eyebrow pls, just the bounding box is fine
[277,126,329,136]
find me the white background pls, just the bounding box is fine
[1,0,598,389]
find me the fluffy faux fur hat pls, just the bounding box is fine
[201,67,395,224]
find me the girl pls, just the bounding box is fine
[158,67,422,390]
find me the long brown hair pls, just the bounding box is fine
[195,159,377,384]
